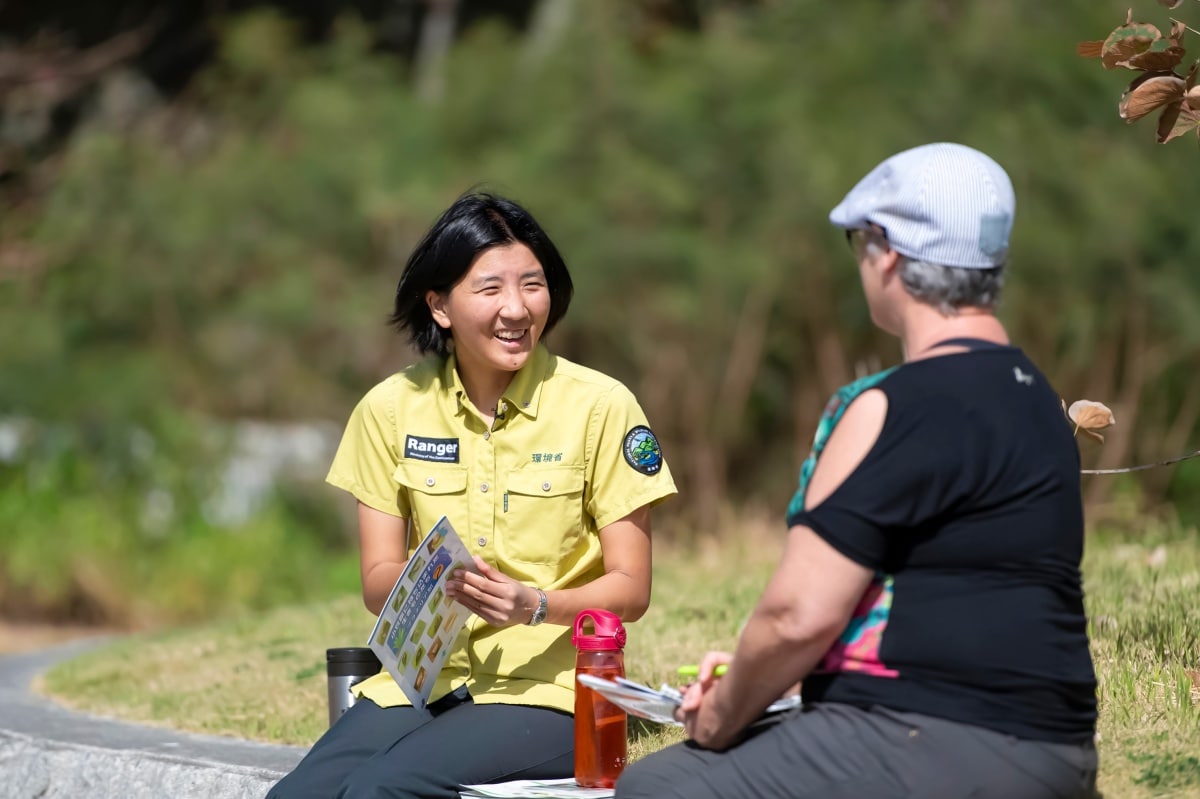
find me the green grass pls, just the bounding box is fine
[40,515,1200,798]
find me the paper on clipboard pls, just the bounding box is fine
[577,674,802,727]
[366,515,475,710]
[577,674,683,726]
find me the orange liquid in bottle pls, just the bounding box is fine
[574,658,627,788]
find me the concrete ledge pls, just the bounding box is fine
[0,729,286,799]
[0,638,306,799]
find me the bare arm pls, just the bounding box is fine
[357,502,410,616]
[445,504,654,627]
[680,389,888,749]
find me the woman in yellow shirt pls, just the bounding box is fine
[268,192,677,799]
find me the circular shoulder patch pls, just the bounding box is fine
[622,425,664,475]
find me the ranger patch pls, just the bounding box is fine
[622,426,663,475]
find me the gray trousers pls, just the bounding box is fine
[266,687,574,799]
[615,703,1098,799]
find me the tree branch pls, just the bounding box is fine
[1081,449,1200,474]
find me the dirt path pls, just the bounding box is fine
[0,620,120,655]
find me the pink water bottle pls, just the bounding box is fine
[572,609,628,788]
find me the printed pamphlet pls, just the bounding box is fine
[577,674,803,727]
[366,515,475,710]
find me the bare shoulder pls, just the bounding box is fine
[805,389,889,510]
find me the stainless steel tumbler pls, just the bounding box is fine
[326,647,382,727]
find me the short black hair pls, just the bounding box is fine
[390,191,574,356]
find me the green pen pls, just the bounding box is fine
[677,664,728,678]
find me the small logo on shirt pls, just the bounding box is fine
[405,435,460,463]
[623,426,663,475]
[1013,366,1034,386]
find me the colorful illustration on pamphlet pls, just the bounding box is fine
[426,528,446,555]
[367,516,476,709]
[391,584,409,613]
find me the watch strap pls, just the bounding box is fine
[527,587,548,626]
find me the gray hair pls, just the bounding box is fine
[862,235,1005,314]
[898,257,1005,314]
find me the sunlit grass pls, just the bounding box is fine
[40,512,1200,797]
[1086,526,1200,798]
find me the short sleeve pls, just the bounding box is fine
[787,396,968,569]
[326,379,411,518]
[585,383,678,530]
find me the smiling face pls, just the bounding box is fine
[426,243,551,392]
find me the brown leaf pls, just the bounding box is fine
[1127,44,1187,72]
[1168,19,1187,47]
[1077,40,1105,58]
[1120,73,1186,121]
[1102,20,1164,70]
[1082,429,1106,444]
[1162,98,1200,142]
[1158,100,1184,142]
[1068,400,1117,431]
[1186,669,1200,690]
[1157,0,1185,8]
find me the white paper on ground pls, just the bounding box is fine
[458,777,614,798]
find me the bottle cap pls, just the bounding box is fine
[572,609,626,651]
[326,647,382,677]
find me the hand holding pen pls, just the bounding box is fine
[676,651,733,714]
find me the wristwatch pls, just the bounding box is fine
[527,587,548,626]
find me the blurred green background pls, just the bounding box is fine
[2,0,1199,630]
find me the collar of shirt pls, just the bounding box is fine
[443,344,549,421]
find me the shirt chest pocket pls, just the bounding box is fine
[501,465,586,566]
[393,461,468,543]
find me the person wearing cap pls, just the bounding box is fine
[615,143,1098,799]
[268,192,677,799]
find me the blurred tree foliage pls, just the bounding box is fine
[2,0,1200,625]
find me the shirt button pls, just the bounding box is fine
[542,481,552,492]
[425,477,436,487]
[483,431,491,440]
[480,483,489,493]
[477,536,487,547]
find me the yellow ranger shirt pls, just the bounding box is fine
[326,344,677,713]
